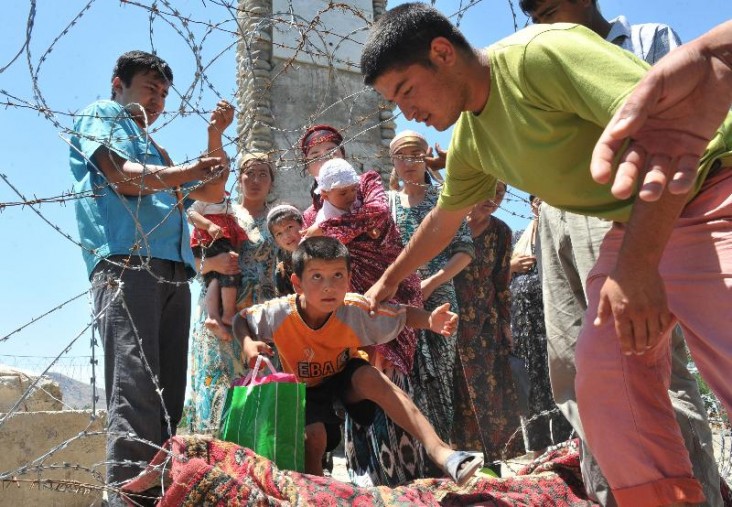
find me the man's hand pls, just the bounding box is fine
[591,23,732,202]
[188,156,226,182]
[428,302,458,337]
[365,277,399,313]
[209,100,235,133]
[242,340,274,368]
[594,267,673,355]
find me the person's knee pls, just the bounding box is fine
[350,364,388,397]
[352,364,382,381]
[305,423,327,455]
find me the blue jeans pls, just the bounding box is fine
[91,256,190,505]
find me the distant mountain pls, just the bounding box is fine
[46,372,106,410]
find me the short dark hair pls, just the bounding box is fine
[518,0,539,15]
[361,2,472,86]
[111,50,173,99]
[292,237,351,277]
[519,0,590,16]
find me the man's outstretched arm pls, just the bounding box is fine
[592,20,732,202]
[365,205,470,309]
[94,148,224,197]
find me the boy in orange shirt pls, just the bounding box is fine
[232,236,482,483]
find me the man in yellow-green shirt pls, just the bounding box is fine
[360,4,732,507]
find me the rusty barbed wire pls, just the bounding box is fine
[2,1,727,503]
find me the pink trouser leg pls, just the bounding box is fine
[576,168,732,507]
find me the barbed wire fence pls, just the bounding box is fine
[0,0,729,505]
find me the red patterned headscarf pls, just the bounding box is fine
[300,124,346,157]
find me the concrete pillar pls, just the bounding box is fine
[236,0,395,207]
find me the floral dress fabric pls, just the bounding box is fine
[184,205,278,435]
[390,185,474,471]
[453,216,523,464]
[304,171,426,487]
[509,227,573,451]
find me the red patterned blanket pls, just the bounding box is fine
[122,435,600,506]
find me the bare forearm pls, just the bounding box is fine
[594,189,690,353]
[191,130,228,203]
[701,20,732,67]
[188,177,226,203]
[617,190,689,271]
[95,149,196,195]
[699,21,732,106]
[385,206,468,285]
[404,305,432,329]
[207,127,226,160]
[424,252,472,289]
[232,313,251,343]
[109,162,192,194]
[188,210,212,229]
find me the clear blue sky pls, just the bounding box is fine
[0,1,728,381]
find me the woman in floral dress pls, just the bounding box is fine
[185,153,278,434]
[388,130,474,474]
[452,181,523,467]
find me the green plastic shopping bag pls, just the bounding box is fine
[219,355,306,472]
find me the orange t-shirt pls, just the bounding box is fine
[243,293,406,387]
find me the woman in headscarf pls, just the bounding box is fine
[452,181,523,470]
[300,124,426,486]
[185,153,279,434]
[387,130,474,475]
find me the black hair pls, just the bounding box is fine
[518,0,538,16]
[519,0,590,17]
[361,2,472,86]
[292,237,351,277]
[111,50,173,99]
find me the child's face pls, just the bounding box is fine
[322,184,358,211]
[271,218,302,252]
[292,258,350,317]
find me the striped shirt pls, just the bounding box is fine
[244,293,406,386]
[607,15,681,63]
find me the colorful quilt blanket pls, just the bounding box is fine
[122,435,601,506]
